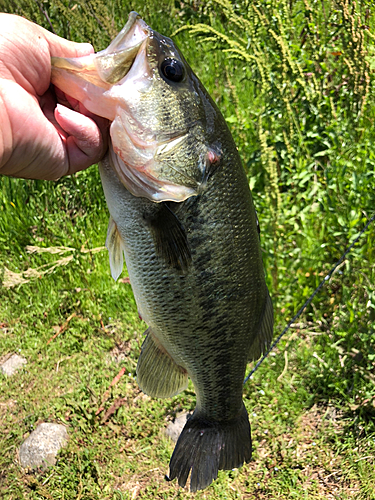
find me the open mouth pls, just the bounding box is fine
[92,12,150,84]
[51,12,150,120]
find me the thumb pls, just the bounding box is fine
[39,22,95,58]
[54,103,108,175]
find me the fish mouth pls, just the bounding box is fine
[51,12,200,203]
[51,12,150,120]
[94,12,150,84]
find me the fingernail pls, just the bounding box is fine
[76,43,94,56]
[56,103,74,117]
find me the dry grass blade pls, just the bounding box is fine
[2,246,106,289]
[26,245,106,255]
[26,245,75,254]
[81,246,106,254]
[2,256,74,289]
[2,268,30,288]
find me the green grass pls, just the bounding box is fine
[1,0,375,498]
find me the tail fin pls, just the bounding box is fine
[167,404,251,492]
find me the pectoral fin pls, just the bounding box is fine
[106,216,125,281]
[144,203,191,272]
[248,290,274,361]
[137,328,188,398]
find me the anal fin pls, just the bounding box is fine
[248,290,274,361]
[106,216,125,281]
[136,328,188,398]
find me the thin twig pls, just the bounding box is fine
[354,456,374,462]
[33,0,56,34]
[96,367,127,416]
[46,313,76,345]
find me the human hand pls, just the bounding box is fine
[0,14,109,180]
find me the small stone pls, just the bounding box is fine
[19,423,68,469]
[0,353,27,377]
[165,412,191,443]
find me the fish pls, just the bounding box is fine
[51,11,273,492]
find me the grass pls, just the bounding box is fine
[1,305,375,499]
[1,0,375,498]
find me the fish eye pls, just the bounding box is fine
[160,58,185,83]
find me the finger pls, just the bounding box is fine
[77,101,110,134]
[53,89,109,148]
[53,87,109,136]
[0,15,95,95]
[40,88,69,139]
[0,78,67,180]
[54,104,108,174]
[37,21,95,59]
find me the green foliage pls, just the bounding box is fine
[1,0,375,498]
[177,0,375,411]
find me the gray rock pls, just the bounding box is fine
[165,412,191,442]
[0,353,27,377]
[19,423,68,469]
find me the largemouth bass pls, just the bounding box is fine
[51,12,273,492]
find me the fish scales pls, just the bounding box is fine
[100,129,266,445]
[51,11,273,492]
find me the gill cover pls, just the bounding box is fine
[51,12,207,203]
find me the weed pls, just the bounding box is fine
[0,0,374,498]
